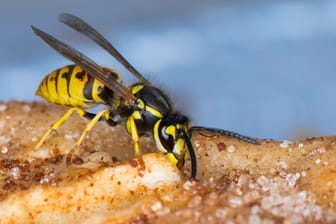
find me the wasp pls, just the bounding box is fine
[31,13,259,180]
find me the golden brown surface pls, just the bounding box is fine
[0,101,336,223]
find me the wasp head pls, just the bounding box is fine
[153,114,197,180]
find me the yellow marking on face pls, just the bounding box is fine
[153,119,168,154]
[165,153,178,166]
[174,138,186,156]
[165,125,176,139]
[153,119,162,145]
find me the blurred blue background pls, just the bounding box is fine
[1,0,336,140]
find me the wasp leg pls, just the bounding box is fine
[25,108,86,161]
[84,111,119,126]
[82,111,98,120]
[75,109,110,147]
[126,116,145,171]
[66,109,110,161]
[35,107,86,149]
[126,116,141,156]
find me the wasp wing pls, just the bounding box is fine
[31,25,135,104]
[58,13,150,85]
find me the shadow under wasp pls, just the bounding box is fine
[30,13,260,180]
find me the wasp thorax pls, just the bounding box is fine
[126,84,172,134]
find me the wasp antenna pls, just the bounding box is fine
[190,126,260,145]
[182,129,197,180]
[58,13,150,84]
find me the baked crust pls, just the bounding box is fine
[0,101,335,223]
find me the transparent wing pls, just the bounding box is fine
[58,13,150,84]
[32,25,136,104]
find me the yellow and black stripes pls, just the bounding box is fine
[32,13,261,181]
[34,107,112,152]
[36,65,118,109]
[125,84,171,133]
[153,114,190,168]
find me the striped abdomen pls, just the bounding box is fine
[36,64,119,109]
